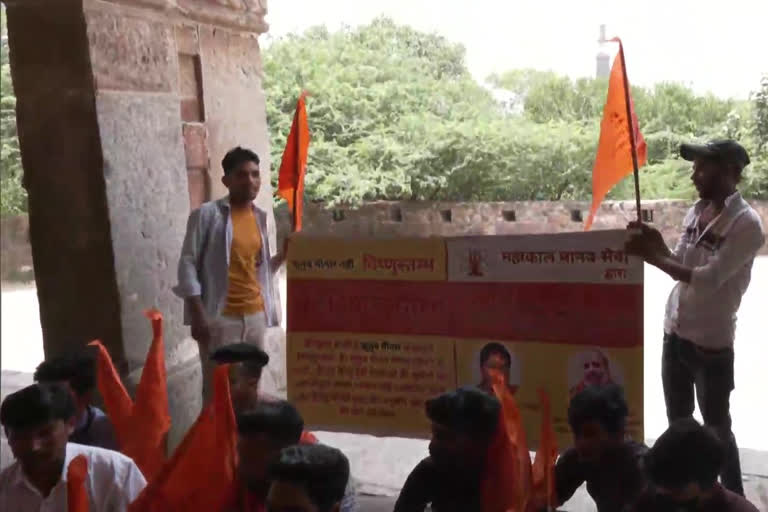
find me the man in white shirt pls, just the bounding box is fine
[626,139,766,496]
[0,382,146,511]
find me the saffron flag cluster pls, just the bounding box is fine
[129,364,239,512]
[277,91,310,232]
[482,371,558,512]
[585,38,647,230]
[91,309,171,480]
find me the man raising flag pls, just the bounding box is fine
[585,38,647,230]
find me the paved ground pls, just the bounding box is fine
[2,259,767,510]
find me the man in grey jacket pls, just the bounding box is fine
[174,146,286,403]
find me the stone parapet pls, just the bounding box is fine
[275,199,768,255]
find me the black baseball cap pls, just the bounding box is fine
[210,342,269,368]
[680,139,750,167]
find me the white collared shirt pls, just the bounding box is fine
[0,443,146,512]
[664,192,765,349]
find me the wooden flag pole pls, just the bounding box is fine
[616,41,642,223]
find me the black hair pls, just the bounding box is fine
[268,443,350,512]
[211,343,269,377]
[479,342,512,367]
[222,146,260,175]
[236,400,304,445]
[644,418,724,490]
[567,384,628,435]
[33,349,97,397]
[425,387,500,440]
[1,382,76,431]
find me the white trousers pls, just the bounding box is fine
[200,312,267,404]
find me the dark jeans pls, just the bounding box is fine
[662,332,743,495]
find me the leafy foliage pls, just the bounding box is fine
[1,7,25,215]
[265,18,767,206]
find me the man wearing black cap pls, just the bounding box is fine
[209,342,272,412]
[626,139,765,495]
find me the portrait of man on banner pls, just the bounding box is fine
[567,348,624,399]
[475,342,522,396]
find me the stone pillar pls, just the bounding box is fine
[3,0,279,446]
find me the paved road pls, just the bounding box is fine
[2,259,767,510]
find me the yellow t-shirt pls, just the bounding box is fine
[223,206,265,315]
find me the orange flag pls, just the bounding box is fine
[277,91,310,232]
[530,389,558,510]
[300,431,319,444]
[67,454,89,512]
[90,309,170,480]
[482,370,532,512]
[585,38,647,230]
[129,364,238,512]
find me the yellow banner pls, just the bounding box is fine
[455,341,643,448]
[287,332,456,437]
[287,236,446,281]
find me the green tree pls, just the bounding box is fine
[265,19,765,205]
[1,6,25,215]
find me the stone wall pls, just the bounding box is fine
[275,199,768,254]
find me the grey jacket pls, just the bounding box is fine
[173,197,280,327]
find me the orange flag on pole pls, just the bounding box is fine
[90,309,170,480]
[129,364,238,512]
[67,454,89,512]
[277,91,310,232]
[585,38,647,230]
[482,370,532,512]
[530,389,558,511]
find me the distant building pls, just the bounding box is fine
[596,24,610,79]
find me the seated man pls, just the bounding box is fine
[0,383,146,511]
[632,418,759,512]
[394,387,500,512]
[554,384,647,512]
[267,443,350,512]
[232,400,357,512]
[34,349,118,450]
[210,342,272,412]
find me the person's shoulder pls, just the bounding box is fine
[0,460,22,489]
[407,456,438,480]
[68,443,140,475]
[740,201,765,231]
[196,199,226,215]
[721,487,760,512]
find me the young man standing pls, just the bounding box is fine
[0,383,146,511]
[267,443,351,512]
[632,419,759,512]
[626,139,765,495]
[33,349,118,450]
[555,384,647,512]
[394,387,501,512]
[175,146,286,403]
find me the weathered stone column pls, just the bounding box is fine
[3,0,278,445]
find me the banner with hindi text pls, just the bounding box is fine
[286,231,643,449]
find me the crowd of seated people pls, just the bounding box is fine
[0,346,760,512]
